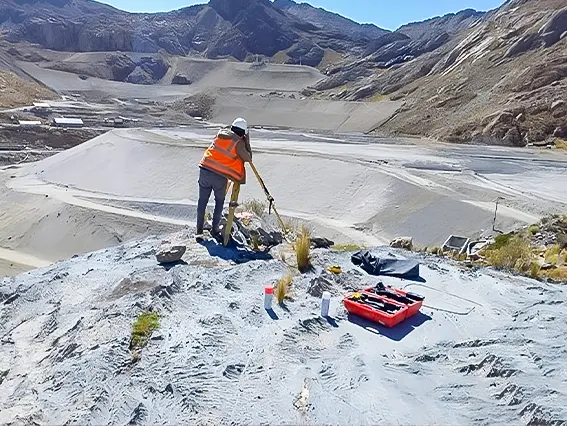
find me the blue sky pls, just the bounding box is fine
[102,0,506,30]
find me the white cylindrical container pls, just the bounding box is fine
[264,286,274,310]
[321,291,331,317]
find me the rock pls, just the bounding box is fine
[540,263,557,271]
[308,273,335,298]
[390,237,413,251]
[538,7,567,47]
[126,67,154,85]
[311,237,335,249]
[171,74,192,85]
[551,100,566,118]
[553,126,567,138]
[551,100,566,111]
[503,127,523,146]
[483,111,519,141]
[156,245,186,264]
[505,33,539,58]
[348,84,378,101]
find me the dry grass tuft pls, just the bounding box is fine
[333,244,364,252]
[427,246,444,256]
[369,93,388,102]
[130,311,160,350]
[555,138,567,151]
[242,199,266,216]
[295,226,312,273]
[530,262,541,278]
[544,244,561,264]
[275,273,293,304]
[540,266,567,281]
[283,218,301,235]
[483,234,532,270]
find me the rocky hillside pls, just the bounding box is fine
[309,0,567,145]
[273,0,388,42]
[0,0,381,67]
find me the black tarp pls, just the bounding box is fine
[351,250,420,279]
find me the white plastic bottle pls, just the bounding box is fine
[321,291,331,317]
[264,286,274,310]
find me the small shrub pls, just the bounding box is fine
[540,265,567,282]
[530,262,541,278]
[427,246,444,256]
[483,235,533,270]
[528,224,540,235]
[544,244,561,264]
[491,233,515,250]
[243,199,266,216]
[130,311,160,350]
[295,226,311,273]
[275,274,293,304]
[558,233,567,250]
[555,138,567,151]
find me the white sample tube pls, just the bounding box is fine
[264,286,274,310]
[321,291,331,317]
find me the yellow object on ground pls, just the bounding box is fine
[328,266,342,274]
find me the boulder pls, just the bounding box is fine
[172,74,192,85]
[307,273,335,298]
[390,237,413,251]
[311,237,335,249]
[505,33,539,58]
[348,84,378,101]
[538,7,567,47]
[483,111,516,139]
[156,245,186,264]
[503,127,523,146]
[551,100,566,118]
[553,126,567,138]
[126,67,154,85]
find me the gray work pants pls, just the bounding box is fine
[196,167,228,234]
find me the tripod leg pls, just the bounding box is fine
[224,183,241,246]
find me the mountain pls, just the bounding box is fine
[0,0,375,66]
[310,0,567,146]
[272,0,388,42]
[0,0,565,146]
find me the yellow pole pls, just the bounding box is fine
[223,182,241,246]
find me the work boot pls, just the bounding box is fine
[211,228,223,243]
[195,230,206,243]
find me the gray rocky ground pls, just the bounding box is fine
[1,232,566,424]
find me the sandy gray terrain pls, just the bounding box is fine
[1,126,566,277]
[0,232,565,424]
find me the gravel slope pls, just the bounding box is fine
[0,233,565,424]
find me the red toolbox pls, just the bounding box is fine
[363,284,425,319]
[343,292,409,328]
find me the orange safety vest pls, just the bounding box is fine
[200,129,246,183]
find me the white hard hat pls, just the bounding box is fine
[232,117,248,132]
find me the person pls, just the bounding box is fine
[196,117,252,241]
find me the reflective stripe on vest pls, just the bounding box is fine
[200,133,245,183]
